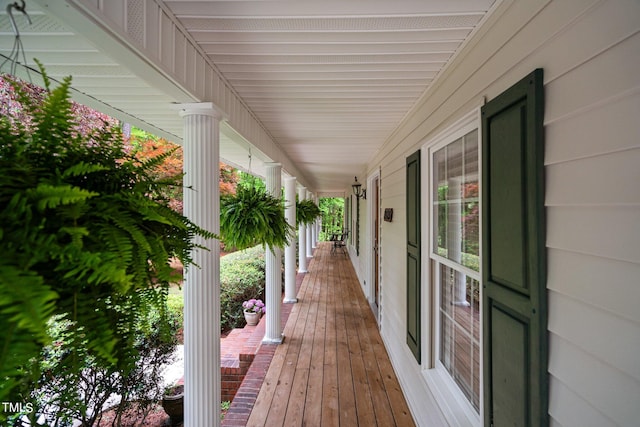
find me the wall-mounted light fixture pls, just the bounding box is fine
[352,176,366,200]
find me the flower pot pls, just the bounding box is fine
[244,310,261,326]
[162,385,184,425]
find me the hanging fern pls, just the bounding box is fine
[0,66,214,410]
[297,198,322,226]
[220,185,295,251]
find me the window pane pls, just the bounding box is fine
[462,131,479,270]
[438,264,480,411]
[432,131,479,271]
[433,147,447,256]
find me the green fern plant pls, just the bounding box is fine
[220,185,294,251]
[296,198,322,226]
[0,66,213,416]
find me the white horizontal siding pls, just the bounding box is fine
[545,149,640,206]
[544,32,640,125]
[541,3,640,423]
[549,376,618,427]
[547,206,640,264]
[547,248,640,324]
[369,0,640,425]
[545,90,640,165]
[548,290,640,381]
[549,334,640,426]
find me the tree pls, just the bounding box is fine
[219,162,239,196]
[319,198,344,241]
[126,129,240,213]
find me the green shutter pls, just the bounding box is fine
[406,150,421,363]
[481,69,548,426]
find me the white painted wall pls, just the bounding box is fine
[349,0,640,425]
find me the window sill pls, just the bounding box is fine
[423,366,481,427]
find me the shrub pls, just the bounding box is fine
[222,244,266,271]
[220,246,265,332]
[16,301,178,426]
[160,246,267,335]
[166,293,184,338]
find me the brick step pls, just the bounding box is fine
[221,316,265,401]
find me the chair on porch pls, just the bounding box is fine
[330,231,349,255]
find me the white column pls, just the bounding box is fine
[298,186,308,273]
[179,103,222,427]
[314,195,320,246]
[306,190,313,258]
[284,177,298,303]
[264,163,283,343]
[311,194,317,249]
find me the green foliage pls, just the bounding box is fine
[220,246,265,332]
[220,185,294,251]
[0,68,213,416]
[296,199,322,226]
[19,303,178,426]
[223,243,267,271]
[319,197,344,240]
[166,292,184,337]
[236,171,265,192]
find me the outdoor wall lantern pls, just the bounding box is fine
[352,176,367,200]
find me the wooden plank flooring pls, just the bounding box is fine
[247,242,415,427]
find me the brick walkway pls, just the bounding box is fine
[222,260,308,426]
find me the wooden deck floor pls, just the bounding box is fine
[246,242,416,427]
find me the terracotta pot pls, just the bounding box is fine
[244,310,261,326]
[162,385,184,425]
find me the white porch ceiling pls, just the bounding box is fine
[1,0,496,193]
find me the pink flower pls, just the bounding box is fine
[242,298,265,314]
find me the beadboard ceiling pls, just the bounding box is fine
[0,0,496,193]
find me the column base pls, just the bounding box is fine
[262,334,284,345]
[283,298,298,304]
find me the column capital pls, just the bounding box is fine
[265,162,282,168]
[173,102,228,120]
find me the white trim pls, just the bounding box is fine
[420,108,483,427]
[173,102,228,121]
[431,254,481,281]
[426,110,479,162]
[367,170,381,324]
[419,147,433,366]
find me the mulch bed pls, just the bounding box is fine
[97,404,173,426]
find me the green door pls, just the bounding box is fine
[406,150,421,363]
[481,69,548,426]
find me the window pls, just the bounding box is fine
[430,128,481,414]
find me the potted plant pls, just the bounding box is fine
[219,185,294,251]
[242,299,265,326]
[161,383,184,425]
[296,198,322,226]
